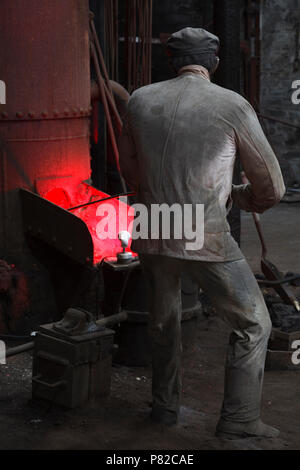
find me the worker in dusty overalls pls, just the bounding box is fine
[118,27,285,439]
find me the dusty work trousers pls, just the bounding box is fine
[139,254,272,423]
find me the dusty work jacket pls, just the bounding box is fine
[119,66,285,261]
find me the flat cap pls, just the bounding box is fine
[166,27,219,57]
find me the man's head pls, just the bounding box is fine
[166,27,220,76]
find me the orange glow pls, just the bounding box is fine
[44,183,135,264]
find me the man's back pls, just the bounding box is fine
[128,73,242,225]
[120,70,285,260]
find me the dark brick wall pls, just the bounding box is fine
[151,0,214,84]
[260,0,300,186]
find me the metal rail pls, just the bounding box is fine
[6,342,34,358]
[258,113,300,130]
[5,312,129,359]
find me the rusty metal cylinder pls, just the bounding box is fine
[0,0,91,257]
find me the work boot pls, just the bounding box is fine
[150,405,178,426]
[215,418,280,440]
